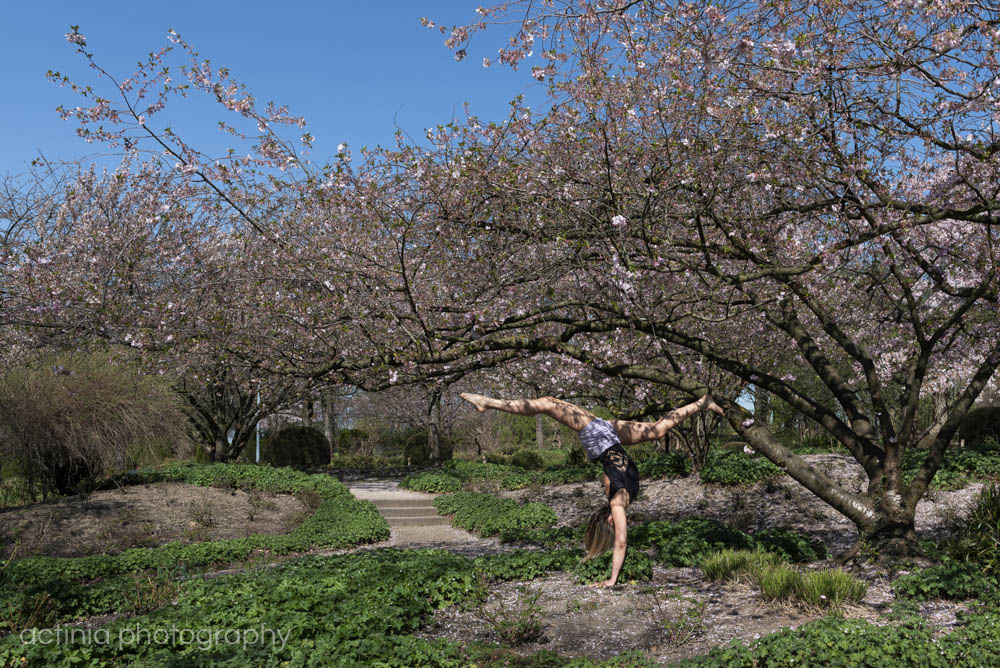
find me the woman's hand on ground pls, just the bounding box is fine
[588,579,616,589]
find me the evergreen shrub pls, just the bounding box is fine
[261,426,329,468]
[960,406,1000,449]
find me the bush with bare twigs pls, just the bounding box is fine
[0,351,189,499]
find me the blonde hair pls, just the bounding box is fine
[583,505,614,560]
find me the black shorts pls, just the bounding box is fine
[598,444,639,504]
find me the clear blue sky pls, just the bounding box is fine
[2,1,547,176]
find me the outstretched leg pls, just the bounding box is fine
[610,395,724,445]
[460,393,596,432]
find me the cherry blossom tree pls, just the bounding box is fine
[399,0,1000,552]
[28,3,1000,552]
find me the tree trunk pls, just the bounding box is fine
[737,417,921,555]
[754,387,771,427]
[927,391,950,443]
[536,414,544,450]
[427,391,442,462]
[322,390,338,458]
[300,397,313,428]
[210,436,225,463]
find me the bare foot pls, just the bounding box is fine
[460,393,488,412]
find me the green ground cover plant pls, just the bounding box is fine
[499,525,585,548]
[902,447,1000,490]
[752,527,829,563]
[0,463,388,632]
[680,611,1000,667]
[400,471,463,493]
[636,452,691,479]
[1,548,662,666]
[433,491,558,536]
[892,560,1000,602]
[444,458,599,490]
[630,518,755,565]
[500,517,826,569]
[699,450,783,486]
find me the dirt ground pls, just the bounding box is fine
[0,481,308,560]
[417,454,983,664]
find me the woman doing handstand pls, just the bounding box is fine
[460,392,724,588]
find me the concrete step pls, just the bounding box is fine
[371,498,438,509]
[384,515,454,527]
[379,507,441,518]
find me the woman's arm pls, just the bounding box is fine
[589,497,628,588]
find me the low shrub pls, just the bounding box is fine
[950,483,1000,575]
[511,448,545,471]
[0,351,188,497]
[624,442,659,463]
[566,445,590,468]
[789,435,848,454]
[327,453,406,470]
[401,472,463,494]
[699,449,782,486]
[752,527,829,562]
[444,459,595,490]
[260,426,330,469]
[536,449,569,468]
[637,452,691,480]
[336,428,370,455]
